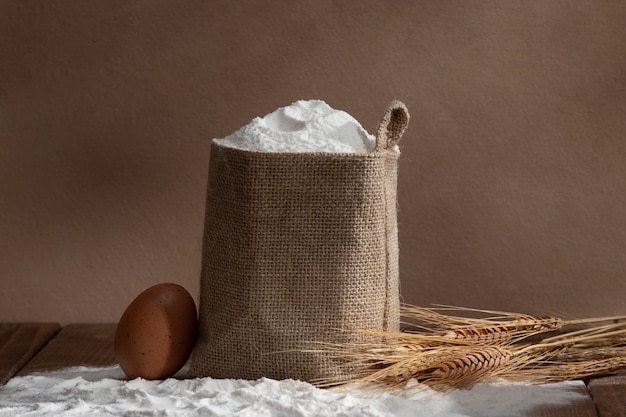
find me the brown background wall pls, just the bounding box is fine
[1,1,626,324]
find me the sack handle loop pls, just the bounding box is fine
[375,100,410,152]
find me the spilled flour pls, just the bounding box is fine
[0,365,587,417]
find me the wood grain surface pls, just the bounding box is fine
[0,323,60,384]
[588,373,626,417]
[17,323,117,375]
[5,323,626,416]
[529,383,599,417]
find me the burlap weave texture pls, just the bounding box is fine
[191,101,409,382]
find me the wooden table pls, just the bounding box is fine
[1,323,625,416]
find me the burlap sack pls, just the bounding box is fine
[191,101,409,382]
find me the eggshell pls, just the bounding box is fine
[115,283,198,380]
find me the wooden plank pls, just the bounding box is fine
[0,322,608,417]
[0,323,61,384]
[448,381,598,417]
[587,374,626,417]
[528,383,599,417]
[17,323,117,375]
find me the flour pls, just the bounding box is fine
[216,100,378,153]
[0,365,588,417]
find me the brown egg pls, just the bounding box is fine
[115,283,198,380]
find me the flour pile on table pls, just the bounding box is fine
[0,365,587,417]
[216,100,378,153]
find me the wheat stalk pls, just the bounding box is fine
[401,305,565,344]
[309,304,626,390]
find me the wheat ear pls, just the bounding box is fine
[423,346,512,387]
[307,305,626,390]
